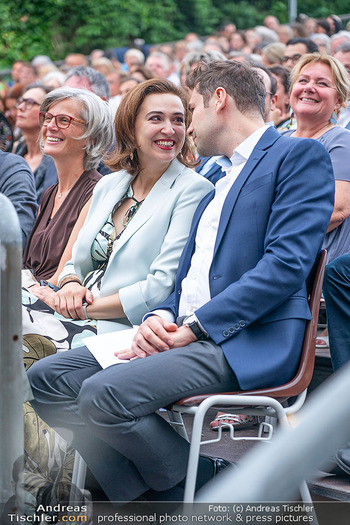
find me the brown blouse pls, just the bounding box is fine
[23,169,102,281]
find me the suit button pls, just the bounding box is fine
[223,330,229,337]
[234,323,240,330]
[178,290,181,295]
[239,320,246,327]
[229,327,235,334]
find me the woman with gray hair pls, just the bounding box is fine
[22,86,113,291]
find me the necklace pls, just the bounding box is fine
[57,179,78,199]
[111,185,145,231]
[122,195,144,226]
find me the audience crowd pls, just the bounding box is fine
[2,9,350,517]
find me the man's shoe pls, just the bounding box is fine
[207,456,235,476]
[335,446,350,476]
[142,457,234,502]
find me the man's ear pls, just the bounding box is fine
[214,87,228,112]
[271,93,277,113]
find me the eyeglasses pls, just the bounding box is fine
[282,54,302,65]
[16,97,41,110]
[39,111,87,129]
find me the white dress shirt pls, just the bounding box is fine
[154,125,269,324]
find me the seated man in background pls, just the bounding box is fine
[323,253,350,476]
[28,60,334,503]
[0,151,37,252]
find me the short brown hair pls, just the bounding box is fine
[186,60,266,119]
[106,79,196,176]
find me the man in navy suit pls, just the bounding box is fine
[28,61,334,502]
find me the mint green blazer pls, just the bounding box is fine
[59,159,213,333]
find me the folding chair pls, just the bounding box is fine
[167,250,327,502]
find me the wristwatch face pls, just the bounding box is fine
[0,113,14,153]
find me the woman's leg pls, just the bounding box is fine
[28,346,149,501]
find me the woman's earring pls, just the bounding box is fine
[330,111,338,125]
[289,112,294,127]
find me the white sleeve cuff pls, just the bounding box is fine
[142,309,176,323]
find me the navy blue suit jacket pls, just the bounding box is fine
[195,156,224,185]
[156,127,334,390]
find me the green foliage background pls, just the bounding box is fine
[0,0,349,68]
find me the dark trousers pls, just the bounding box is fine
[27,341,239,501]
[323,253,350,371]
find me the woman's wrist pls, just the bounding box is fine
[59,275,82,289]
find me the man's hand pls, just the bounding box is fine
[116,316,178,359]
[169,325,197,348]
[116,318,197,360]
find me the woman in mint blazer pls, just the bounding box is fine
[26,79,212,352]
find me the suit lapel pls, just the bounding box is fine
[195,156,210,172]
[214,127,280,251]
[82,173,133,254]
[108,159,186,258]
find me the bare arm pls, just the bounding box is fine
[85,293,126,320]
[327,181,350,233]
[55,284,126,321]
[49,197,92,286]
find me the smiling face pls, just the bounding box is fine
[134,93,186,171]
[41,98,88,163]
[15,87,46,133]
[290,62,341,124]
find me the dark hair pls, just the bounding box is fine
[106,79,196,176]
[317,20,331,36]
[4,83,24,100]
[269,65,290,95]
[231,30,247,46]
[186,60,266,119]
[24,83,53,96]
[286,38,319,54]
[251,63,277,96]
[21,62,38,75]
[329,14,343,34]
[119,76,141,87]
[130,65,154,81]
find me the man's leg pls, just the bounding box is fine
[323,254,350,476]
[28,341,239,501]
[323,253,350,371]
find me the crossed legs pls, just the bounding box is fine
[28,342,239,501]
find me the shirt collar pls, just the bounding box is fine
[217,125,270,172]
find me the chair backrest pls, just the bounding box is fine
[175,250,327,407]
